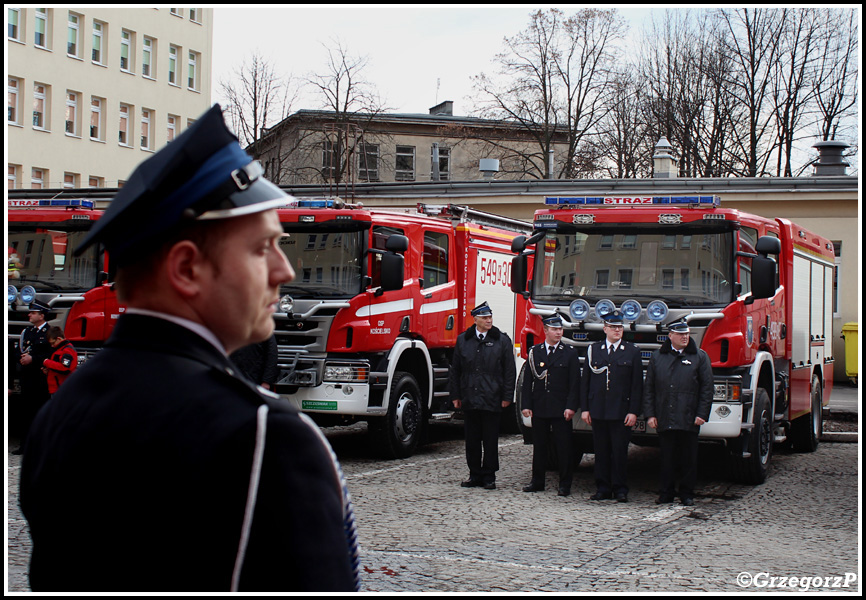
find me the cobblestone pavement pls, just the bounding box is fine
[7,421,860,593]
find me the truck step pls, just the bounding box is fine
[430,412,454,421]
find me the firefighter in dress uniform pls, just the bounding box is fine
[12,300,53,455]
[521,315,581,497]
[19,105,360,592]
[580,310,643,503]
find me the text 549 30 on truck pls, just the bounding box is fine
[273,200,531,458]
[511,195,834,483]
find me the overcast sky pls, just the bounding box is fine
[211,4,658,117]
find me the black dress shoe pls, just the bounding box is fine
[460,478,482,488]
[615,493,628,503]
[483,481,496,490]
[589,491,613,501]
[656,495,675,504]
[522,482,544,492]
[681,497,695,506]
[557,487,571,497]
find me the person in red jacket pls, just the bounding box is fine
[41,327,78,395]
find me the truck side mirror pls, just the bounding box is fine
[750,235,781,300]
[511,235,527,253]
[379,234,408,292]
[511,254,528,294]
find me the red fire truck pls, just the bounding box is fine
[7,199,121,398]
[273,200,531,457]
[510,195,835,483]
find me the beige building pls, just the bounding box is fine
[7,7,213,189]
[250,101,571,186]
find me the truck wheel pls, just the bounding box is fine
[371,371,424,459]
[732,388,773,484]
[790,375,822,452]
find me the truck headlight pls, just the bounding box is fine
[569,299,589,321]
[713,381,741,402]
[323,363,369,383]
[8,285,18,305]
[647,300,668,322]
[20,285,36,304]
[594,299,616,320]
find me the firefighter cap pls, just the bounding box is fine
[668,319,690,333]
[603,310,624,325]
[75,104,294,263]
[28,300,51,314]
[542,315,564,328]
[470,302,493,317]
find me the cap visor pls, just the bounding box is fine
[196,178,295,220]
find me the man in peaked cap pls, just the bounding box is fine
[521,315,580,496]
[20,105,359,592]
[11,300,53,455]
[642,317,713,506]
[580,310,643,502]
[450,301,516,489]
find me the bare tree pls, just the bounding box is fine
[304,40,390,186]
[812,8,859,143]
[219,50,297,149]
[470,8,625,179]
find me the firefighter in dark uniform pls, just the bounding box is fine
[12,300,53,455]
[450,301,516,490]
[19,105,360,592]
[580,310,643,502]
[521,315,581,496]
[643,318,713,507]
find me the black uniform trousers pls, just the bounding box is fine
[530,416,573,489]
[463,409,501,484]
[658,430,699,499]
[591,419,631,495]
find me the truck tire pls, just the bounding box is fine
[370,371,424,459]
[790,374,822,452]
[732,388,773,484]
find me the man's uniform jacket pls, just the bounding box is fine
[521,342,580,418]
[580,340,643,420]
[20,314,359,592]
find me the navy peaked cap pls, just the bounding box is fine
[471,302,493,316]
[603,310,624,325]
[542,315,563,327]
[28,300,51,313]
[76,104,294,263]
[668,319,690,333]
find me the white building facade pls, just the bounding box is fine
[7,7,213,189]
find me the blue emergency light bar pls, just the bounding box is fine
[544,196,719,206]
[296,199,337,208]
[8,199,95,209]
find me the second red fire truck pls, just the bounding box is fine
[511,195,835,483]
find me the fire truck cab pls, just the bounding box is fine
[511,195,835,483]
[273,200,530,458]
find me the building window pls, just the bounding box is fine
[187,51,199,90]
[119,104,130,145]
[8,77,20,124]
[92,21,105,64]
[396,145,415,181]
[358,143,379,181]
[142,37,153,78]
[90,96,103,140]
[9,165,20,189]
[34,8,49,48]
[120,30,132,72]
[431,146,450,181]
[189,8,200,23]
[168,45,178,85]
[170,8,183,17]
[33,83,47,129]
[167,114,177,142]
[31,168,46,189]
[88,176,103,188]
[65,91,78,135]
[322,140,340,180]
[141,109,151,149]
[63,172,78,188]
[8,8,21,41]
[67,12,81,57]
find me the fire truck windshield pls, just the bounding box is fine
[8,228,101,292]
[278,229,364,297]
[533,227,735,307]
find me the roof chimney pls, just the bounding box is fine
[812,140,849,176]
[429,101,453,116]
[652,137,678,178]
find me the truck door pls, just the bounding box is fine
[419,228,457,347]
